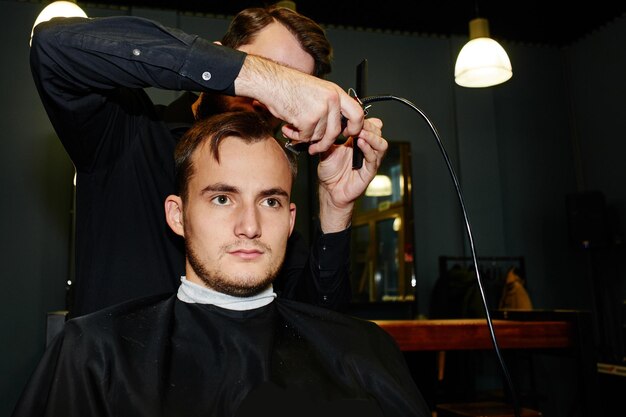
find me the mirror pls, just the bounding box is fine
[349,141,416,316]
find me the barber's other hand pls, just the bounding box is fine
[235,55,364,152]
[317,118,387,233]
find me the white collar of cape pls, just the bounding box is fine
[177,276,276,311]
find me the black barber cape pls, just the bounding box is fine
[12,294,430,417]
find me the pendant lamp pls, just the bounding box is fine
[30,1,87,46]
[454,17,512,88]
[365,175,393,197]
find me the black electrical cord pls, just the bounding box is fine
[361,94,521,417]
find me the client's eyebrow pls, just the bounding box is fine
[202,183,238,194]
[201,184,289,199]
[258,188,289,200]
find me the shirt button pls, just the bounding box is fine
[202,71,212,81]
[132,48,141,56]
[322,245,327,251]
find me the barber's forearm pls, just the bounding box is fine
[235,54,364,146]
[234,55,278,99]
[318,186,353,233]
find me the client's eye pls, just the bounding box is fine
[211,195,231,206]
[262,198,281,208]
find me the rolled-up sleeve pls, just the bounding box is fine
[31,15,246,94]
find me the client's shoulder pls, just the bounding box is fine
[275,298,394,343]
[64,292,176,339]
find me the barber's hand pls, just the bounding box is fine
[235,55,364,151]
[317,118,387,233]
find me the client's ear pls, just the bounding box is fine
[165,195,185,237]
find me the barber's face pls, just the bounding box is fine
[174,137,296,296]
[198,21,315,123]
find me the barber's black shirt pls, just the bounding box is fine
[30,16,351,317]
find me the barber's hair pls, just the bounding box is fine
[221,5,332,78]
[174,111,298,201]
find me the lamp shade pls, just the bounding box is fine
[365,175,393,197]
[454,18,512,88]
[30,1,87,46]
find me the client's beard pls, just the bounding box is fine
[185,240,282,297]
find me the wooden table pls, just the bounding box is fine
[373,318,573,351]
[372,312,597,417]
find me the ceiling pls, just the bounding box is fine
[86,0,625,46]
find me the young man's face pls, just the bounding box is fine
[169,136,296,296]
[198,21,316,123]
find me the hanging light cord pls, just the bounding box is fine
[361,94,521,417]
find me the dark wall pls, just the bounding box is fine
[2,1,625,415]
[324,28,591,314]
[567,19,626,365]
[1,2,73,413]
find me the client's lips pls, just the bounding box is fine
[228,248,263,260]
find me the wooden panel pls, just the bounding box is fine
[436,401,542,417]
[372,319,573,351]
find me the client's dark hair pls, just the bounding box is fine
[174,111,298,201]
